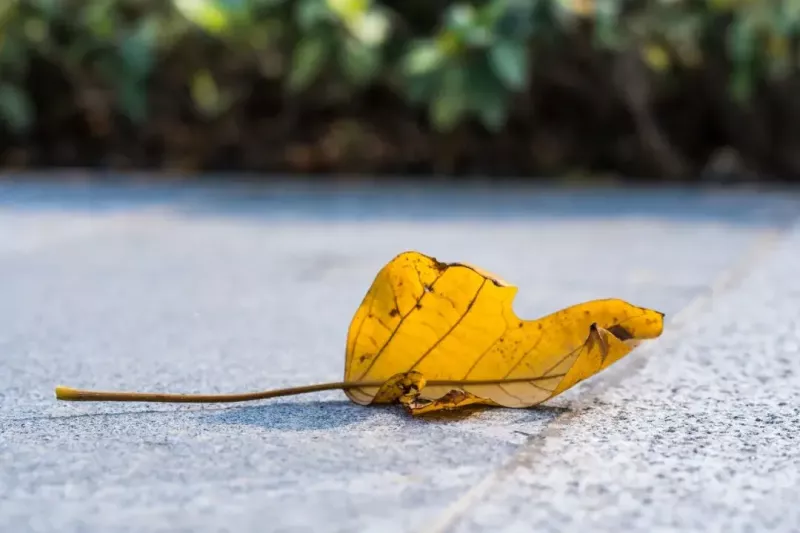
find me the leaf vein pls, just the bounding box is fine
[462,326,509,379]
[408,279,488,371]
[501,328,545,379]
[353,270,446,380]
[346,290,377,375]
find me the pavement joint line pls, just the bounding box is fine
[421,219,798,533]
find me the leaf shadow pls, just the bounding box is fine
[414,403,571,424]
[200,400,406,431]
[411,406,490,423]
[200,399,573,431]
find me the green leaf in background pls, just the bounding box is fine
[707,0,736,12]
[730,66,753,103]
[117,78,147,123]
[403,72,436,104]
[174,0,229,34]
[340,38,381,85]
[83,2,117,40]
[111,19,159,124]
[30,0,61,19]
[347,9,391,46]
[593,1,623,50]
[443,3,491,48]
[488,39,528,90]
[444,3,477,34]
[0,1,17,22]
[728,16,755,68]
[430,65,468,131]
[727,17,756,102]
[403,40,444,76]
[476,91,508,132]
[478,0,509,27]
[0,83,33,134]
[296,0,331,30]
[326,0,369,24]
[191,70,222,116]
[489,0,535,40]
[660,12,704,68]
[23,18,49,45]
[777,1,800,34]
[0,33,29,75]
[466,56,509,132]
[288,35,330,90]
[120,20,157,79]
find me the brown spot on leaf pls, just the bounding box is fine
[607,324,634,340]
[430,258,448,271]
[389,308,399,317]
[587,323,610,364]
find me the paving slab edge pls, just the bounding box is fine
[424,212,800,533]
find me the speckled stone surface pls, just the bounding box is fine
[0,181,798,533]
[445,216,800,533]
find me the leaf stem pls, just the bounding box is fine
[54,374,566,404]
[54,382,380,403]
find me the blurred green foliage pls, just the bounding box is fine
[2,0,800,177]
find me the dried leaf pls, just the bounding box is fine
[343,251,663,414]
[54,250,664,418]
[371,370,426,404]
[406,389,493,416]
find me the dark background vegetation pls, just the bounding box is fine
[0,0,798,181]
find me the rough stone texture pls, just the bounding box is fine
[0,181,798,533]
[446,215,800,533]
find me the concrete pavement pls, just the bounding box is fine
[1,180,798,533]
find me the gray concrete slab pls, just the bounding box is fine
[0,181,798,533]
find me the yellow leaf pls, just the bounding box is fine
[54,250,664,418]
[343,251,663,414]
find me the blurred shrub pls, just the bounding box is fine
[1,0,800,178]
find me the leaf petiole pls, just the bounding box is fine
[54,382,379,403]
